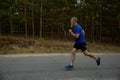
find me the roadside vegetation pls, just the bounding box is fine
[0,37,119,55]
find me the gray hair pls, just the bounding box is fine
[71,17,78,22]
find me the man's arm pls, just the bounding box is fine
[69,29,80,38]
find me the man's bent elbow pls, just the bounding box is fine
[75,36,79,39]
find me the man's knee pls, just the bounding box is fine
[71,51,76,55]
[83,51,90,56]
[71,49,77,55]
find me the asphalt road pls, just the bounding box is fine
[0,54,120,80]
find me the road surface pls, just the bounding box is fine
[0,54,120,80]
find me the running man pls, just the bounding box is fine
[65,17,101,70]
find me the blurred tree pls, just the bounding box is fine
[0,0,119,44]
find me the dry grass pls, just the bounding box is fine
[0,37,120,55]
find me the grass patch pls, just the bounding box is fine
[0,37,120,55]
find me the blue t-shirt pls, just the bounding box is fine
[73,24,86,43]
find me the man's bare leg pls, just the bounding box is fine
[64,48,77,69]
[70,48,77,65]
[82,50,97,61]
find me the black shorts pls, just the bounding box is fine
[73,42,87,51]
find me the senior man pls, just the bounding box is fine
[65,17,101,70]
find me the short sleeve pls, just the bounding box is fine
[74,27,81,34]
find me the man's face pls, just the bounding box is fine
[71,19,76,26]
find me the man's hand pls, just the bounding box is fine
[69,29,79,38]
[69,29,73,33]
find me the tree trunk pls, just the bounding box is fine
[57,25,60,39]
[32,0,34,39]
[100,11,102,42]
[40,0,42,38]
[61,23,67,39]
[24,0,27,38]
[85,7,88,35]
[80,9,82,24]
[10,6,13,36]
[111,20,114,43]
[51,25,53,40]
[91,11,95,43]
[118,21,120,45]
[0,21,1,37]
